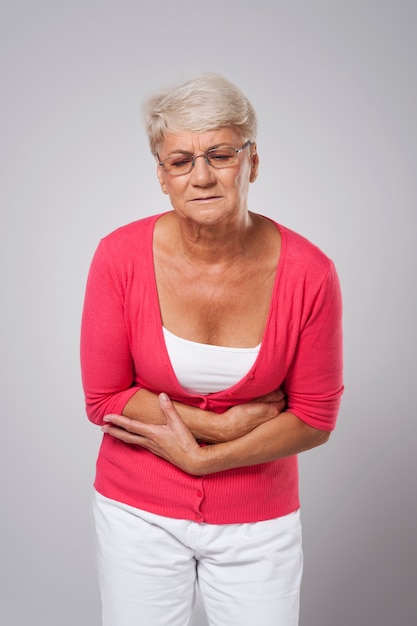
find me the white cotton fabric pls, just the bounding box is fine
[162,326,261,394]
[93,491,303,626]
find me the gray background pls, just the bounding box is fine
[1,1,416,624]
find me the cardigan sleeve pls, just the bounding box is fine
[284,261,344,432]
[80,240,140,425]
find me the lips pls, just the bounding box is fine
[190,196,221,201]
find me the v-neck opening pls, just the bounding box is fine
[148,212,286,398]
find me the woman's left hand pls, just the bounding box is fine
[102,393,203,474]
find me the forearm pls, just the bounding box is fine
[122,388,223,442]
[190,411,330,475]
[101,396,328,475]
[120,387,284,444]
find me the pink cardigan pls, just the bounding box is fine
[80,213,343,524]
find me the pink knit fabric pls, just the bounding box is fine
[81,213,343,524]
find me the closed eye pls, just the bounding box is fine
[169,156,193,168]
[207,148,236,164]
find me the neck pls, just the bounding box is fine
[172,211,256,265]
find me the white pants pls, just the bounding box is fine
[93,491,303,626]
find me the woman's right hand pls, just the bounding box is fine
[205,389,286,443]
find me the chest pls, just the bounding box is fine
[154,257,277,347]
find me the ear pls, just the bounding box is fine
[157,165,169,194]
[249,144,259,183]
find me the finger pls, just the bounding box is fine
[158,393,181,426]
[101,424,151,446]
[159,393,198,449]
[103,414,160,437]
[159,392,172,409]
[269,389,285,401]
[256,389,285,403]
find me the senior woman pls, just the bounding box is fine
[81,73,343,626]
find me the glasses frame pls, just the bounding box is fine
[157,140,253,176]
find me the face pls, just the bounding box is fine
[156,127,259,227]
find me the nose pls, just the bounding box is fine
[190,154,215,184]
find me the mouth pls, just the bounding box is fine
[190,195,222,202]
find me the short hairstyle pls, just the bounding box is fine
[142,72,257,155]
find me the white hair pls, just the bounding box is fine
[142,72,257,155]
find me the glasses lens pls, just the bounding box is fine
[160,145,244,175]
[163,155,193,175]
[206,147,237,168]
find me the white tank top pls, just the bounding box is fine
[163,327,261,395]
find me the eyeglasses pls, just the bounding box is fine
[157,141,252,176]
